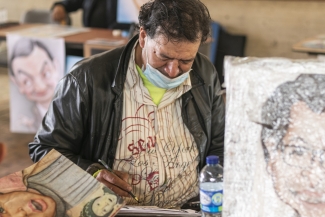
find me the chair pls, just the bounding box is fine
[20,9,55,24]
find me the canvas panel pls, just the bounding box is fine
[0,149,125,217]
[223,56,325,217]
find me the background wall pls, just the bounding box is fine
[1,0,325,59]
[204,0,325,59]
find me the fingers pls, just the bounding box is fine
[96,170,132,198]
[113,170,129,182]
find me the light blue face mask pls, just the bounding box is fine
[142,39,191,89]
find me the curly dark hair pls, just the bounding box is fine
[260,74,325,162]
[138,0,211,43]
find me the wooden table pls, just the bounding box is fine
[0,23,129,56]
[292,34,325,56]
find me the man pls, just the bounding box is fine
[9,38,62,132]
[30,0,225,208]
[261,74,325,217]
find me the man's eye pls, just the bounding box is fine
[181,60,192,64]
[291,147,305,156]
[159,58,168,62]
[42,70,51,78]
[0,206,6,213]
[23,79,32,87]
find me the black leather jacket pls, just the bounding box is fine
[29,35,225,171]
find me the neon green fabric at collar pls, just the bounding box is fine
[136,65,166,106]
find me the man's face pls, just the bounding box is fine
[92,193,117,216]
[11,46,60,105]
[268,101,325,217]
[0,191,56,217]
[139,29,200,79]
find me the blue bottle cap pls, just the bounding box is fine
[206,155,219,164]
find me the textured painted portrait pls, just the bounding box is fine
[223,57,325,217]
[0,150,125,217]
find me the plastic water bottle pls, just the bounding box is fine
[199,155,223,217]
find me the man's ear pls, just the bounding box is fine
[263,138,277,175]
[10,75,25,94]
[138,27,147,49]
[10,74,17,85]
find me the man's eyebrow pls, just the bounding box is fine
[159,53,195,62]
[287,136,307,144]
[17,69,32,79]
[18,61,48,77]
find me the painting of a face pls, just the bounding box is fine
[268,101,325,217]
[0,191,56,217]
[92,193,117,216]
[11,46,60,106]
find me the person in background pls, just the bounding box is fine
[30,0,225,208]
[261,74,325,217]
[51,0,128,29]
[9,38,61,132]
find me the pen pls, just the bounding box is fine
[98,159,140,203]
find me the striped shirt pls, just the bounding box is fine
[113,42,199,208]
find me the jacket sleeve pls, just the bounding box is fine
[52,0,84,13]
[29,73,93,170]
[207,67,225,166]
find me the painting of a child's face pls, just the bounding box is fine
[92,193,117,216]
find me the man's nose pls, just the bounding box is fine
[165,59,180,78]
[33,78,47,92]
[10,207,28,217]
[301,164,325,188]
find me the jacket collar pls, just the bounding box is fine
[111,35,139,95]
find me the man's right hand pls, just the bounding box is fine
[96,169,133,198]
[52,5,67,23]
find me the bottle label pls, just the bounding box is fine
[200,189,223,213]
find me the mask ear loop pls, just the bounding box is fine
[142,36,149,71]
[145,36,149,66]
